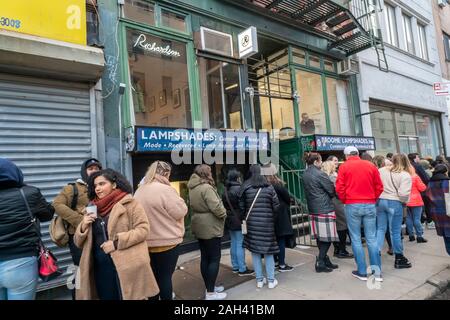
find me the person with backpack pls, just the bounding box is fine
[52,158,102,297]
[0,158,54,300]
[222,168,254,276]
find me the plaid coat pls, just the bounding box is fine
[424,175,450,237]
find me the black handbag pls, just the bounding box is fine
[286,234,297,249]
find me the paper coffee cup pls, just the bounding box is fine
[86,205,97,218]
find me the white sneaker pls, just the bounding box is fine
[427,221,436,229]
[172,292,176,299]
[214,286,224,293]
[256,278,267,288]
[205,291,227,300]
[268,279,278,289]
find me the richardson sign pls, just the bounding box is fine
[133,33,181,58]
[0,0,86,45]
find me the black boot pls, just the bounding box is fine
[409,235,416,242]
[336,250,354,259]
[395,254,412,269]
[417,237,428,243]
[333,245,340,257]
[315,257,333,273]
[324,255,339,269]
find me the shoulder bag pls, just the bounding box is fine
[241,188,261,235]
[20,188,62,282]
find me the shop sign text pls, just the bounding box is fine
[133,34,181,57]
[315,135,375,151]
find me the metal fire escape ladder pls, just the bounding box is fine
[226,0,389,71]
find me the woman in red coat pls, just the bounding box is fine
[406,169,427,243]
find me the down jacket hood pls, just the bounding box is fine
[187,173,207,190]
[0,158,24,189]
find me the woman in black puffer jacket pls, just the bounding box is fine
[239,165,280,289]
[0,158,54,300]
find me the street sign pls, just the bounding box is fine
[433,82,450,96]
[238,26,258,59]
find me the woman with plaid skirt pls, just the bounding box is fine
[424,164,450,256]
[302,153,339,273]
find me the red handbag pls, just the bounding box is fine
[20,189,62,282]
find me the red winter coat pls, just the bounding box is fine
[407,175,426,207]
[336,156,384,205]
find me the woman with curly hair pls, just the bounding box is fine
[74,169,159,300]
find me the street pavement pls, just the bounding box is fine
[218,228,450,300]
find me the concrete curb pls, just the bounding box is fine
[398,265,450,300]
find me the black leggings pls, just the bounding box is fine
[317,240,331,261]
[198,238,222,293]
[68,234,82,300]
[333,230,348,252]
[150,246,180,300]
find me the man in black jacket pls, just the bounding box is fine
[0,158,54,300]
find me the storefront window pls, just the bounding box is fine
[326,78,353,135]
[292,48,306,65]
[198,58,242,129]
[127,29,191,127]
[416,114,442,158]
[309,54,321,69]
[124,0,155,26]
[370,107,396,156]
[161,9,187,32]
[324,59,335,72]
[396,112,416,136]
[296,70,326,135]
[258,97,295,140]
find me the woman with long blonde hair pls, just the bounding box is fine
[134,161,188,300]
[377,153,413,272]
[321,161,353,259]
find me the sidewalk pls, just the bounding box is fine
[174,228,450,300]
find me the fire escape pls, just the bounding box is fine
[226,0,389,71]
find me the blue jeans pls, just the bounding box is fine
[444,237,450,256]
[0,256,38,300]
[251,253,275,282]
[376,199,404,254]
[229,230,247,272]
[406,206,424,238]
[345,204,381,276]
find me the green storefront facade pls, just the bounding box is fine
[98,0,378,247]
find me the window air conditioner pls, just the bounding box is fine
[437,0,447,8]
[337,58,359,75]
[200,27,234,57]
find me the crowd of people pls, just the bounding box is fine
[1,147,449,300]
[0,158,294,300]
[302,148,450,282]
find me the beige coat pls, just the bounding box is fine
[53,180,89,235]
[134,175,188,248]
[74,195,159,300]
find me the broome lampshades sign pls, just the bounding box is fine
[0,0,86,45]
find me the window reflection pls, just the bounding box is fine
[326,78,353,135]
[124,0,155,26]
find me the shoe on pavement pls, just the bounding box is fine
[416,237,428,243]
[409,235,416,242]
[427,221,436,229]
[278,265,294,272]
[394,255,412,269]
[268,279,278,289]
[315,257,333,273]
[214,286,225,293]
[256,278,267,288]
[352,271,368,281]
[232,269,239,273]
[336,250,354,259]
[172,292,176,299]
[238,269,255,276]
[324,255,338,269]
[205,292,227,300]
[387,248,393,256]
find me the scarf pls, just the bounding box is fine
[92,189,128,217]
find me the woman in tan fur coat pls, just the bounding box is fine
[74,169,159,300]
